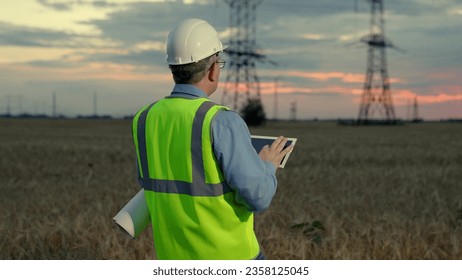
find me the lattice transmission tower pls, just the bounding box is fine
[357,0,397,123]
[221,0,264,111]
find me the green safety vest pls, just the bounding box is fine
[132,96,260,260]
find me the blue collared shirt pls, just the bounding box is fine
[170,84,277,212]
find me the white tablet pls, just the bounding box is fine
[251,135,297,168]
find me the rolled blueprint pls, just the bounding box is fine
[113,189,150,239]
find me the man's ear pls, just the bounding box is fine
[208,62,218,82]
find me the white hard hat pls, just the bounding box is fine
[166,18,228,65]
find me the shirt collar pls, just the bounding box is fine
[171,84,208,99]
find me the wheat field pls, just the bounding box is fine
[0,118,461,259]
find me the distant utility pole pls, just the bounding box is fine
[52,91,57,118]
[290,101,297,121]
[406,98,411,121]
[6,95,11,116]
[357,0,397,124]
[221,0,264,111]
[273,77,279,120]
[412,96,420,122]
[93,91,97,117]
[18,96,23,114]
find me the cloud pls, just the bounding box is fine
[84,49,167,69]
[0,21,72,47]
[91,1,120,8]
[287,71,363,83]
[36,0,121,11]
[0,21,115,49]
[87,1,229,47]
[420,93,462,105]
[36,0,73,11]
[392,88,462,106]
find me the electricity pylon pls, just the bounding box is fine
[357,0,397,123]
[221,0,264,111]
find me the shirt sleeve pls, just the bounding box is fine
[211,110,277,212]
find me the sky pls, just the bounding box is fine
[0,0,461,120]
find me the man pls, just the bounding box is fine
[132,18,293,260]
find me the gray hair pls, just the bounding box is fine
[169,54,216,84]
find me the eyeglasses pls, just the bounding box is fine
[216,59,226,69]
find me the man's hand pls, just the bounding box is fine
[258,136,294,170]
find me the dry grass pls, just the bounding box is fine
[0,119,461,259]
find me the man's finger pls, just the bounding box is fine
[269,136,283,149]
[271,136,288,151]
[276,138,289,152]
[281,144,294,155]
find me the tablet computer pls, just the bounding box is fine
[251,135,297,168]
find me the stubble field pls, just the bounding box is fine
[0,118,461,259]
